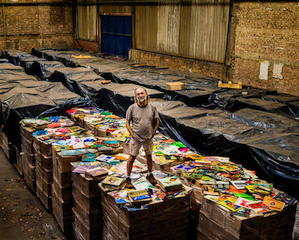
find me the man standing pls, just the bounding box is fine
[125,87,159,188]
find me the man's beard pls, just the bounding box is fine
[137,96,147,104]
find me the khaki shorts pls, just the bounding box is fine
[130,138,153,157]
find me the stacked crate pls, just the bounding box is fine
[20,124,36,192]
[101,190,190,240]
[1,128,16,163]
[72,171,102,240]
[0,125,3,149]
[14,145,23,176]
[33,137,53,210]
[197,196,297,240]
[52,148,82,234]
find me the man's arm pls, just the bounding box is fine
[126,119,135,139]
[152,118,159,138]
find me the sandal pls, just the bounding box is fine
[146,173,157,185]
[125,177,134,189]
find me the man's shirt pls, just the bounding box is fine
[126,103,159,142]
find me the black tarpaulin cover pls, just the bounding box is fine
[18,80,51,88]
[31,49,59,60]
[226,96,288,113]
[19,55,47,75]
[101,82,164,99]
[1,49,29,65]
[0,59,9,63]
[31,60,66,81]
[0,63,25,72]
[0,88,56,122]
[37,98,96,119]
[1,89,56,148]
[31,48,98,67]
[48,67,105,96]
[34,82,82,105]
[0,71,37,83]
[0,83,17,94]
[229,108,299,133]
[85,82,164,118]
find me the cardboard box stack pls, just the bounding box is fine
[51,125,122,234]
[20,120,38,192]
[2,131,15,163]
[52,149,80,234]
[72,166,103,240]
[166,81,185,91]
[14,145,23,176]
[51,126,95,234]
[101,188,190,240]
[197,195,297,240]
[32,117,75,210]
[169,156,298,240]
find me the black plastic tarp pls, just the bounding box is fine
[0,88,56,123]
[48,67,105,96]
[37,98,97,119]
[229,108,299,134]
[0,59,9,64]
[19,55,47,75]
[0,71,37,83]
[31,48,99,67]
[0,63,25,73]
[30,60,66,81]
[1,90,56,149]
[85,82,164,118]
[1,49,30,65]
[225,97,291,116]
[34,82,82,105]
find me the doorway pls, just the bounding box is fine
[101,15,132,58]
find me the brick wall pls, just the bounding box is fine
[0,3,74,54]
[130,49,227,80]
[73,39,99,53]
[230,2,299,96]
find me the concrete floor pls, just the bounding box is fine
[0,149,71,240]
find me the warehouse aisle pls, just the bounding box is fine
[0,149,70,240]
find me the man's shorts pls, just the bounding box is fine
[130,138,153,157]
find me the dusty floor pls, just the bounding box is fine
[0,149,72,240]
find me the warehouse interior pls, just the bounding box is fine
[0,0,299,240]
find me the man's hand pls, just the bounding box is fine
[152,118,159,138]
[126,119,135,139]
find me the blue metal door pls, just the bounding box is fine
[101,16,132,58]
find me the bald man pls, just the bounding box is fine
[125,87,159,188]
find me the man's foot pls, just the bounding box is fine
[146,173,157,185]
[125,177,134,189]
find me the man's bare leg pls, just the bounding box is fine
[126,155,136,188]
[145,154,157,185]
[145,154,153,173]
[127,155,136,177]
